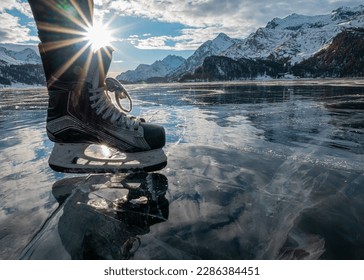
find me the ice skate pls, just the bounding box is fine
[41,44,167,173]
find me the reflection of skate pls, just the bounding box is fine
[53,173,169,259]
[21,173,168,260]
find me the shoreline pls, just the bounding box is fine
[1,77,364,91]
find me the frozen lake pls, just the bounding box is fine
[0,79,363,259]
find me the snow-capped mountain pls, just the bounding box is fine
[291,28,364,77]
[0,46,45,86]
[180,27,364,82]
[224,5,364,64]
[117,55,186,83]
[0,47,41,65]
[117,5,364,83]
[169,33,242,78]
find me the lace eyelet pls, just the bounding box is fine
[90,77,140,129]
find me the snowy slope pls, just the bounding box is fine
[117,55,185,82]
[170,33,242,77]
[0,47,41,65]
[116,5,364,82]
[224,5,364,64]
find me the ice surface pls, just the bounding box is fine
[0,80,363,259]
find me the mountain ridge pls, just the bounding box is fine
[117,4,364,83]
[223,5,364,64]
[291,28,364,77]
[168,33,242,79]
[0,47,41,65]
[116,54,186,83]
[0,46,44,86]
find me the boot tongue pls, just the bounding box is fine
[87,46,114,88]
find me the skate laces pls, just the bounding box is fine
[89,78,139,129]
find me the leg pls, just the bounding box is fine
[28,0,94,82]
[28,0,93,42]
[28,0,167,173]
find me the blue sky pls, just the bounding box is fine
[0,0,363,75]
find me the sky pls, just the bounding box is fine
[0,0,363,75]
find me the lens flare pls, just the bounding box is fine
[35,1,118,81]
[86,21,113,51]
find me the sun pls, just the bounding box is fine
[86,21,114,51]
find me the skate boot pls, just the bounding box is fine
[41,45,167,173]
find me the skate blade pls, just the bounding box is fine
[48,143,167,173]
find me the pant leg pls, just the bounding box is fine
[28,0,94,82]
[28,0,93,42]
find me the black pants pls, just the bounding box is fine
[28,0,94,81]
[28,0,93,42]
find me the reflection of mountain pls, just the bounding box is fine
[20,173,169,260]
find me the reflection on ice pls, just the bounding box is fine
[0,89,58,259]
[159,144,363,259]
[20,173,169,260]
[0,80,363,259]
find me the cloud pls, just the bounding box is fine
[129,27,227,50]
[0,0,32,18]
[128,35,173,50]
[0,0,36,43]
[1,0,362,49]
[96,0,363,50]
[0,12,36,43]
